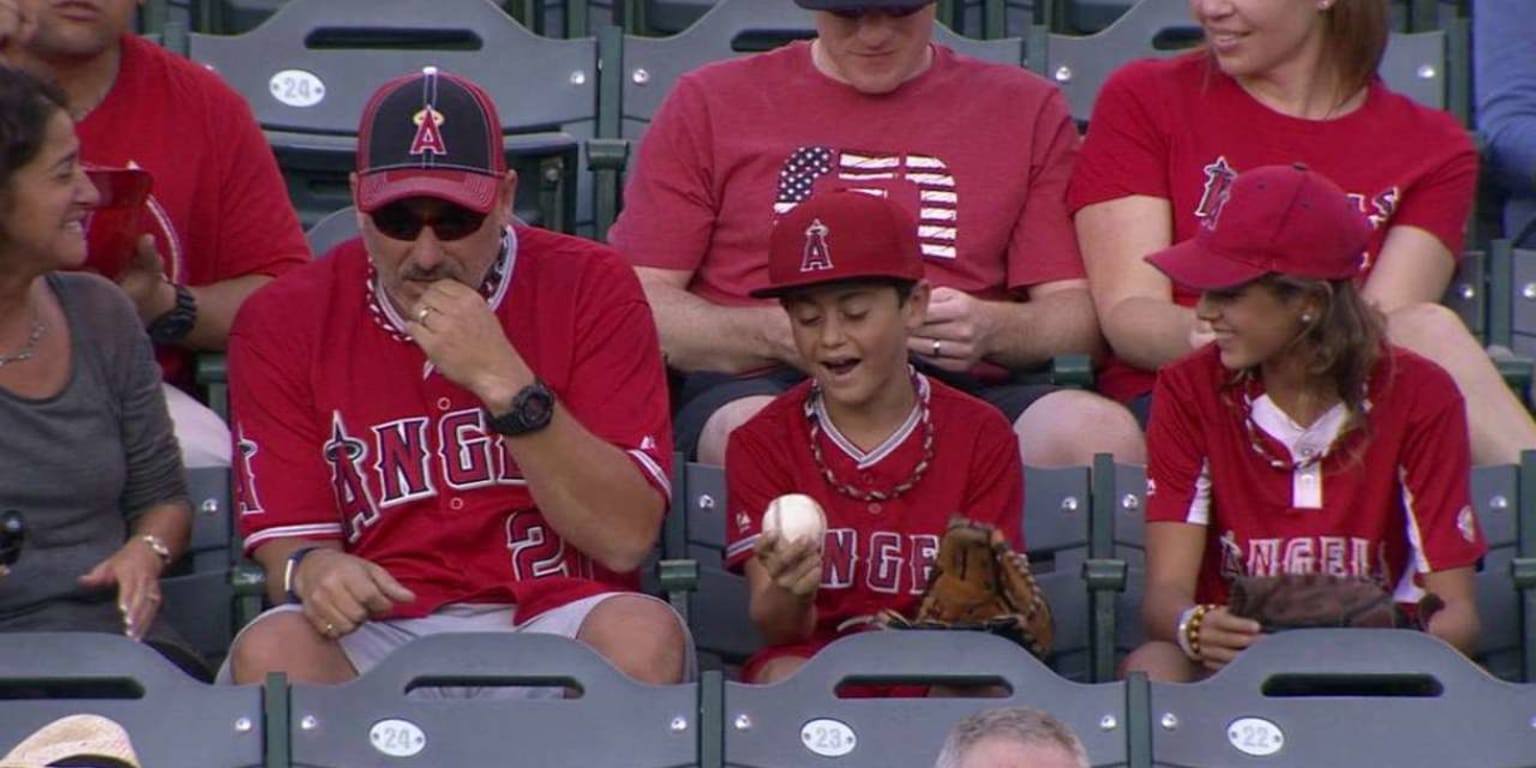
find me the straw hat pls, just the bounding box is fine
[0,714,140,768]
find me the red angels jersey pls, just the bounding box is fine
[1146,345,1486,606]
[724,374,1024,641]
[1068,53,1477,403]
[229,226,673,622]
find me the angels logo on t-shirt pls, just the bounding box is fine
[774,146,958,260]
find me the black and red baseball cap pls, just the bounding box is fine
[355,67,506,215]
[1145,163,1373,291]
[752,190,925,299]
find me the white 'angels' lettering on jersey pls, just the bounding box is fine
[324,412,380,543]
[372,417,436,507]
[1231,533,1387,583]
[819,529,949,596]
[235,425,265,516]
[437,408,496,491]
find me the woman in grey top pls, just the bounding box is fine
[0,67,191,649]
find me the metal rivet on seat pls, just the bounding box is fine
[1459,284,1476,301]
[569,70,587,86]
[1492,495,1510,511]
[1417,64,1437,79]
[1099,715,1118,731]
[1529,715,1536,730]
[734,714,752,731]
[670,716,689,732]
[1524,283,1536,301]
[301,716,319,731]
[234,717,252,733]
[698,494,716,510]
[1121,494,1140,511]
[1054,65,1072,83]
[632,68,651,85]
[1060,496,1080,513]
[200,498,220,515]
[1161,713,1179,730]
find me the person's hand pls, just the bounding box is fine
[116,234,177,326]
[753,530,823,598]
[79,539,165,642]
[1189,318,1218,351]
[909,287,995,372]
[0,0,38,65]
[407,280,533,410]
[293,549,415,640]
[1195,607,1262,671]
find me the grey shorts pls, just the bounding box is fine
[217,592,695,698]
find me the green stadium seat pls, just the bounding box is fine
[1469,461,1523,681]
[286,633,698,766]
[0,632,265,767]
[1023,466,1095,681]
[722,631,1134,767]
[158,466,263,672]
[1150,629,1536,767]
[187,0,593,233]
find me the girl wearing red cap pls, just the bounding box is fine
[722,190,1028,684]
[1125,164,1485,682]
[1070,0,1536,465]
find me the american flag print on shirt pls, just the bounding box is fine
[774,146,958,260]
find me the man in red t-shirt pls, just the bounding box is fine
[725,190,1025,684]
[17,0,310,466]
[219,68,687,690]
[609,0,1143,469]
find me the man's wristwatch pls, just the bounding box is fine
[487,380,556,436]
[283,546,322,604]
[147,283,197,344]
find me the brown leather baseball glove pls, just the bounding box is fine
[1227,573,1444,632]
[874,517,1054,659]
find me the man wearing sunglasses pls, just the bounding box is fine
[219,68,688,691]
[609,0,1145,472]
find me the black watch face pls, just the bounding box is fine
[521,389,554,425]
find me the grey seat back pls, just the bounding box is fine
[1151,629,1536,766]
[1380,30,1447,111]
[158,466,239,668]
[0,632,264,767]
[1102,462,1149,669]
[724,631,1131,767]
[1023,465,1093,680]
[288,633,697,766]
[1443,249,1487,341]
[681,461,759,668]
[304,205,360,258]
[188,0,593,230]
[1470,463,1522,680]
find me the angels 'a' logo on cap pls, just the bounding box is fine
[800,218,833,273]
[410,107,448,157]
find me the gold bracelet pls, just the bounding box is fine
[1186,603,1218,661]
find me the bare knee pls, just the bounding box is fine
[229,612,355,685]
[697,396,775,465]
[1014,390,1146,467]
[579,596,687,685]
[1122,641,1201,683]
[751,654,808,684]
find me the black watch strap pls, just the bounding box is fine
[487,380,556,436]
[147,283,197,344]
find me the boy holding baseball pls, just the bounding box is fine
[723,190,1027,684]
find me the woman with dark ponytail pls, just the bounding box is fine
[1126,164,1485,682]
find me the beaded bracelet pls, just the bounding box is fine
[1184,603,1219,661]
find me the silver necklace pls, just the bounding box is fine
[0,311,46,367]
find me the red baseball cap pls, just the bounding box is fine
[355,67,506,214]
[751,190,925,299]
[1145,163,1372,291]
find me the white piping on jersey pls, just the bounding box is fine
[808,371,930,469]
[628,448,672,502]
[726,534,760,562]
[1249,394,1349,509]
[1186,458,1213,526]
[244,523,344,551]
[1394,464,1431,604]
[373,225,519,349]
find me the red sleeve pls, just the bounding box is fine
[563,253,675,502]
[229,281,345,554]
[1067,61,1174,213]
[1398,362,1486,572]
[723,418,797,573]
[963,412,1027,549]
[607,75,718,272]
[206,82,311,281]
[1390,127,1478,256]
[1008,88,1087,289]
[1145,357,1213,526]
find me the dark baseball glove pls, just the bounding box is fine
[874,517,1054,659]
[1227,573,1444,632]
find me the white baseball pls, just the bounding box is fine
[762,493,827,547]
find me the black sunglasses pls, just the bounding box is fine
[370,201,488,242]
[829,3,932,20]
